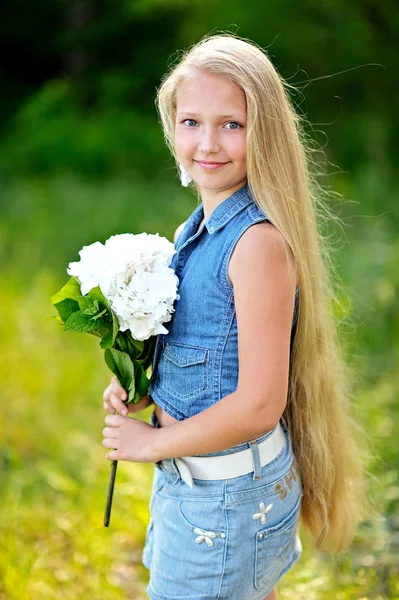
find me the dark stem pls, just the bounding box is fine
[104,408,121,528]
[104,458,118,527]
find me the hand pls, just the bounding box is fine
[102,414,157,463]
[103,376,154,416]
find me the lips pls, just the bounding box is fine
[195,160,228,165]
[194,160,229,170]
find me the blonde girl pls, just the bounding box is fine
[102,33,369,600]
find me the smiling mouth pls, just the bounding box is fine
[194,160,230,171]
[195,160,228,165]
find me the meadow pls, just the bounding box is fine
[0,173,398,599]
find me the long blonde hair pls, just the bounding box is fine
[155,32,372,553]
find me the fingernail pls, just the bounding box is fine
[122,409,127,416]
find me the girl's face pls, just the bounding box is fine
[174,72,247,198]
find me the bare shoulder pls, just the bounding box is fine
[228,221,298,290]
[229,221,298,426]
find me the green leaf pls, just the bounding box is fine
[86,286,111,311]
[104,348,135,400]
[133,363,150,403]
[53,298,80,323]
[86,286,119,343]
[111,310,119,345]
[137,334,157,368]
[63,311,106,333]
[50,276,82,305]
[100,333,113,349]
[83,305,107,320]
[130,336,143,352]
[76,295,93,312]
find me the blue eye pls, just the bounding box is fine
[181,119,243,129]
[182,119,197,127]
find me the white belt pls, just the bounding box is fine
[170,422,286,489]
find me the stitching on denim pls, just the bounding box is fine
[208,187,253,232]
[149,391,188,420]
[217,480,228,600]
[215,295,235,404]
[163,352,208,400]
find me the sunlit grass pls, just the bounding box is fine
[0,175,398,599]
[0,272,155,599]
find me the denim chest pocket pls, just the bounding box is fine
[163,342,209,399]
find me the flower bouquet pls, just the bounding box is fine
[50,232,179,526]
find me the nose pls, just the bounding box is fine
[198,125,221,154]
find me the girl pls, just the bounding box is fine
[102,33,369,600]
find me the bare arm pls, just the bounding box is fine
[152,222,297,461]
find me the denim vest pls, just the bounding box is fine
[148,183,299,423]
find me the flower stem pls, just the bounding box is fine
[104,409,120,528]
[104,459,118,527]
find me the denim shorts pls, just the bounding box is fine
[142,409,303,600]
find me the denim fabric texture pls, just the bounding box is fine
[148,182,299,431]
[143,182,303,598]
[142,410,303,600]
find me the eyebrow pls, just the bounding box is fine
[177,111,246,121]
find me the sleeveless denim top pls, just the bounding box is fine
[148,183,299,422]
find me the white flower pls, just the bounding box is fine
[193,527,218,547]
[67,241,108,296]
[67,232,180,341]
[252,502,273,526]
[179,163,193,187]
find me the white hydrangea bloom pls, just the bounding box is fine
[67,232,180,341]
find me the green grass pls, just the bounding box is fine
[0,174,398,599]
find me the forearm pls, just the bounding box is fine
[151,391,274,462]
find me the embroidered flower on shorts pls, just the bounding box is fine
[193,527,223,547]
[252,502,273,525]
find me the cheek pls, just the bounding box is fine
[175,131,196,158]
[231,141,246,163]
[227,132,246,161]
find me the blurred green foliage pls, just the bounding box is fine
[0,1,398,598]
[0,175,398,599]
[0,0,397,178]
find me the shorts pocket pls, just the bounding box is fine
[148,493,226,598]
[254,492,302,591]
[163,342,209,399]
[177,497,227,545]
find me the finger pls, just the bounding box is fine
[102,427,117,438]
[106,450,119,461]
[105,414,125,426]
[111,378,127,400]
[103,385,111,402]
[103,400,116,414]
[110,393,128,416]
[111,376,123,391]
[102,438,118,449]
